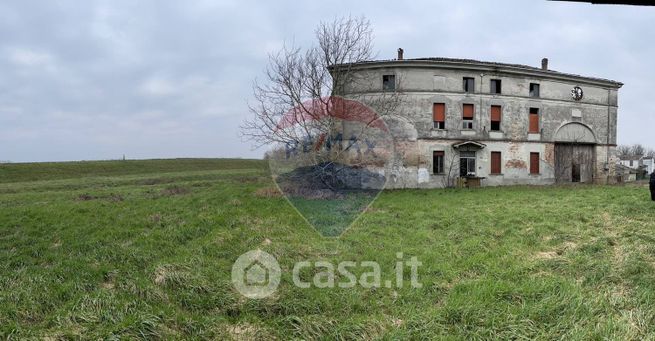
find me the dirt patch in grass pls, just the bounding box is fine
[253,187,282,198]
[75,193,124,202]
[107,193,124,202]
[149,213,162,224]
[160,186,190,196]
[561,241,578,251]
[535,251,559,260]
[226,323,267,340]
[76,193,97,201]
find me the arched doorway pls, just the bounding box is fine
[553,123,597,183]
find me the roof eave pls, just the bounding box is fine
[334,59,623,88]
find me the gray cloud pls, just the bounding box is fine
[0,0,653,162]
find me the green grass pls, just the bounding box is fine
[1,158,655,339]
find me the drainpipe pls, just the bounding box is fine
[479,73,484,136]
[606,88,611,184]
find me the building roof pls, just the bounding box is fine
[616,164,639,174]
[620,155,642,161]
[341,57,623,88]
[550,0,655,5]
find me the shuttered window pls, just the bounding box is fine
[529,108,539,133]
[491,152,502,174]
[490,105,501,131]
[463,104,474,119]
[433,103,445,129]
[530,152,540,174]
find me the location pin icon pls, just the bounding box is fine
[268,96,394,237]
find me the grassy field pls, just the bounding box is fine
[1,159,655,339]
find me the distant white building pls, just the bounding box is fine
[618,155,654,176]
[618,156,642,170]
[643,157,654,174]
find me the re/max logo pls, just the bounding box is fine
[285,133,378,158]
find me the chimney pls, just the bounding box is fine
[541,58,548,70]
[397,48,404,60]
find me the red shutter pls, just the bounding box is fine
[491,152,501,174]
[433,103,445,122]
[529,108,539,133]
[491,105,501,122]
[530,153,540,174]
[463,104,474,119]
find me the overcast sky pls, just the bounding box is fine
[1,0,653,162]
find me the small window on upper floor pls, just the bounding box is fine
[490,79,502,94]
[462,104,474,129]
[490,105,502,131]
[463,77,475,93]
[529,83,540,97]
[433,103,446,130]
[383,74,396,91]
[529,108,540,133]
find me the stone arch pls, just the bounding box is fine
[554,122,597,144]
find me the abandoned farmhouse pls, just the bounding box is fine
[343,50,623,188]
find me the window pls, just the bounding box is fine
[460,151,476,177]
[529,108,539,133]
[491,152,502,174]
[462,104,474,129]
[433,151,445,174]
[433,103,446,129]
[530,152,540,174]
[490,105,501,131]
[529,83,540,97]
[490,79,502,94]
[463,77,475,93]
[383,75,396,91]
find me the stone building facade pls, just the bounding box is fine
[343,53,623,188]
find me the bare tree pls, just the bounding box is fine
[630,144,646,157]
[241,16,402,190]
[618,143,655,159]
[646,148,655,159]
[616,145,631,158]
[439,150,460,188]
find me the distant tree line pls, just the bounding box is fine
[616,144,655,159]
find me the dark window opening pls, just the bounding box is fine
[433,151,445,174]
[490,105,501,131]
[463,77,475,93]
[433,103,445,129]
[460,151,476,177]
[529,108,539,133]
[383,75,396,91]
[491,151,502,174]
[490,79,502,94]
[572,163,581,182]
[529,83,540,97]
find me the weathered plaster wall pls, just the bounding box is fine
[343,62,620,188]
